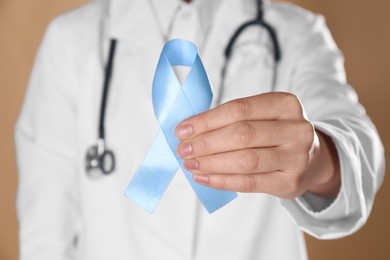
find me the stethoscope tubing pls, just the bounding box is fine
[99,39,117,142]
[224,19,281,63]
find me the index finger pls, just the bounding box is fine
[175,92,304,140]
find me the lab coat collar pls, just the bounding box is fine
[107,0,154,39]
[107,0,223,40]
[150,0,223,40]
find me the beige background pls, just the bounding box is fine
[0,0,389,259]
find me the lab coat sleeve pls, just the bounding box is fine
[279,15,385,239]
[15,17,80,260]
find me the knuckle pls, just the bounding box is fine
[285,93,301,108]
[214,176,228,190]
[199,117,210,132]
[282,93,303,118]
[239,150,260,172]
[238,176,257,192]
[197,135,211,154]
[295,121,315,149]
[227,99,249,121]
[233,122,256,145]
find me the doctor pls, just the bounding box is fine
[15,0,385,259]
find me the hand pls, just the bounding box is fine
[175,92,340,199]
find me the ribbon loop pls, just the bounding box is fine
[125,39,237,213]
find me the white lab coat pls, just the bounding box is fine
[15,0,385,259]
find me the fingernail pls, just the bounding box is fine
[194,174,209,184]
[176,124,193,139]
[184,159,199,171]
[177,142,192,157]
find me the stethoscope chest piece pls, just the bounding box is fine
[85,139,116,178]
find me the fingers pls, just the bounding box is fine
[182,142,311,176]
[176,92,305,140]
[177,120,280,158]
[177,120,313,159]
[183,148,290,174]
[193,172,306,198]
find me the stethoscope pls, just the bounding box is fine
[85,0,281,177]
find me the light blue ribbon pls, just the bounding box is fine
[125,39,237,213]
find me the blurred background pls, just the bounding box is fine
[0,0,389,259]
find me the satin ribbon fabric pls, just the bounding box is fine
[125,39,237,213]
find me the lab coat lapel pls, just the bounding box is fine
[103,0,164,156]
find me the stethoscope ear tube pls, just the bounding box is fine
[225,0,280,63]
[219,0,281,104]
[224,19,281,63]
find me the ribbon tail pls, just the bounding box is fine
[125,130,179,213]
[182,167,238,213]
